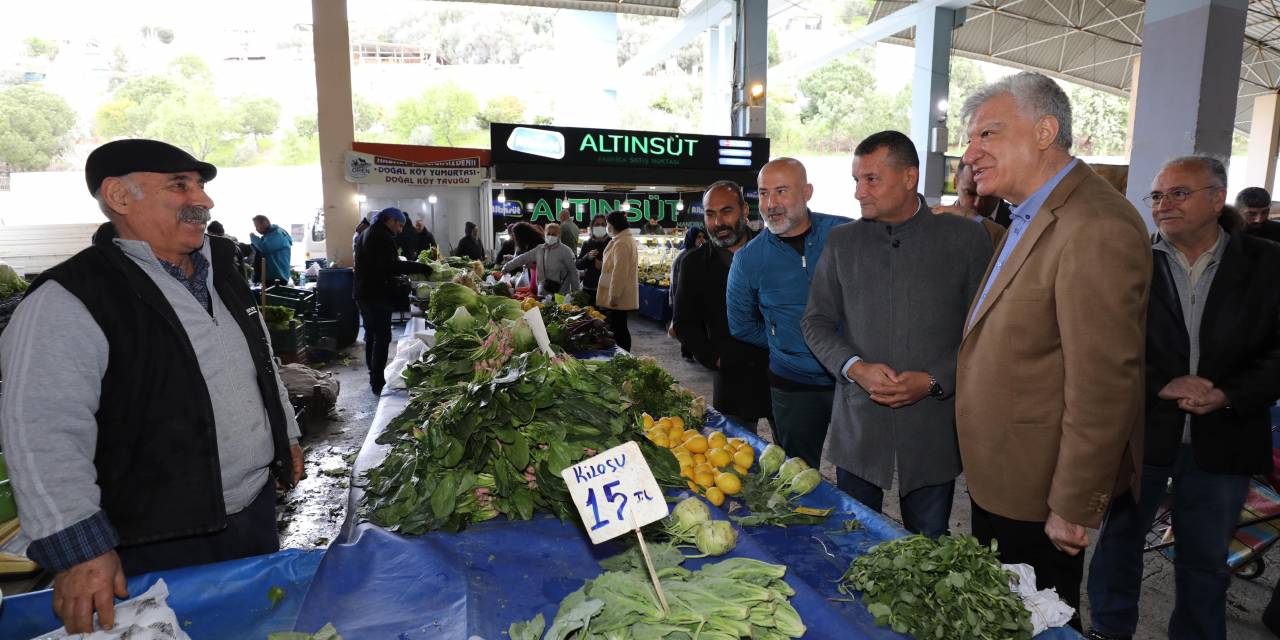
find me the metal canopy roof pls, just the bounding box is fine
[870,0,1280,134]
[443,0,681,17]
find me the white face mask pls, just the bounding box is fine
[592,226,607,238]
[546,235,560,246]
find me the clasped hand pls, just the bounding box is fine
[847,361,931,408]
[1158,375,1229,415]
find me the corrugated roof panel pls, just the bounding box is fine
[442,0,681,17]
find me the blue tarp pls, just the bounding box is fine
[0,549,323,640]
[637,284,672,324]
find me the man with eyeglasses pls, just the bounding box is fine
[1236,186,1280,244]
[1086,156,1280,640]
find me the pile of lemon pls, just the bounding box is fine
[642,414,755,507]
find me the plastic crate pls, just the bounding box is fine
[263,286,317,317]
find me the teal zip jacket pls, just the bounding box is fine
[250,224,293,283]
[726,211,848,386]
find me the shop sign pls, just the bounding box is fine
[491,190,694,226]
[490,123,769,172]
[345,150,487,187]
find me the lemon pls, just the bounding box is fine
[670,416,685,430]
[685,434,709,454]
[707,448,732,468]
[656,417,673,430]
[642,413,655,430]
[652,433,670,449]
[704,486,726,506]
[732,448,755,469]
[733,463,750,475]
[682,429,700,443]
[694,471,716,488]
[671,444,688,455]
[688,480,700,493]
[694,462,714,477]
[693,454,707,467]
[707,431,728,450]
[674,451,694,467]
[727,438,746,451]
[680,464,693,479]
[667,426,684,442]
[714,472,742,496]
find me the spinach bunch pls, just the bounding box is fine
[596,355,703,429]
[838,535,1034,639]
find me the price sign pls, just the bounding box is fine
[561,441,669,544]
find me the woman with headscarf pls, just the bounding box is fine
[597,211,639,351]
[576,214,611,307]
[354,207,433,395]
[453,221,486,261]
[502,222,580,297]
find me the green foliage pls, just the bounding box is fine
[0,85,76,171]
[839,535,1034,639]
[390,82,478,146]
[797,53,909,153]
[1067,84,1129,156]
[23,37,58,60]
[352,95,383,134]
[168,53,212,83]
[281,114,320,165]
[947,57,989,148]
[231,96,282,144]
[144,89,234,160]
[477,95,525,129]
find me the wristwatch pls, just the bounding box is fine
[927,374,944,399]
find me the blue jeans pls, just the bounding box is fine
[837,469,954,538]
[1087,444,1250,640]
[769,387,833,469]
[356,299,394,390]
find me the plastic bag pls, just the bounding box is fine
[1004,563,1075,634]
[31,579,190,640]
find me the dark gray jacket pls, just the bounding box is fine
[802,198,992,492]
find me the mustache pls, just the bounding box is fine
[178,205,211,225]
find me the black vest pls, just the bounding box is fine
[28,227,293,546]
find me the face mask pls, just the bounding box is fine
[592,226,607,238]
[546,235,560,246]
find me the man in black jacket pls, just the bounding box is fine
[1237,186,1280,244]
[354,207,432,395]
[672,181,772,433]
[1087,156,1280,640]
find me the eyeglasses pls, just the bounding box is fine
[1142,185,1221,207]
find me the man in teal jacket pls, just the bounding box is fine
[250,215,293,284]
[727,157,849,468]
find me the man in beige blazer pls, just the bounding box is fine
[956,72,1151,621]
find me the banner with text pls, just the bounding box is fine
[345,150,487,187]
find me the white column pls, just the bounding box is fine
[312,0,358,267]
[1247,93,1280,193]
[733,0,767,136]
[703,26,721,134]
[911,7,961,203]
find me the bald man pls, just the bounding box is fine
[726,158,850,468]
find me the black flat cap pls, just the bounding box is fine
[85,139,217,195]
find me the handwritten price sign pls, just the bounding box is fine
[561,441,668,544]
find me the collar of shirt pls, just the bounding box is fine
[1008,158,1080,227]
[113,237,212,269]
[1154,226,1228,275]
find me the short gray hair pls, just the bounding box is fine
[961,71,1073,151]
[1160,155,1228,188]
[94,175,144,218]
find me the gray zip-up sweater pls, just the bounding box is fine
[802,199,993,492]
[0,238,300,546]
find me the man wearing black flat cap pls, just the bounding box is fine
[0,139,304,633]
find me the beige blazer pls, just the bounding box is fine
[598,229,639,311]
[956,161,1152,528]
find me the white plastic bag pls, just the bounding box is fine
[1004,563,1075,634]
[32,579,190,640]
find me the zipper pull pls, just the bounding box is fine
[802,256,807,268]
[771,325,776,336]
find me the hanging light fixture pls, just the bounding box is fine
[676,199,685,212]
[497,190,506,203]
[428,194,438,204]
[526,202,535,212]
[561,193,570,209]
[620,195,631,213]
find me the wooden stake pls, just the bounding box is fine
[260,256,268,306]
[634,527,670,615]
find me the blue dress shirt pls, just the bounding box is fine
[967,158,1079,329]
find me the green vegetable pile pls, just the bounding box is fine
[260,305,296,331]
[0,264,28,299]
[598,355,703,430]
[838,534,1033,639]
[509,556,805,640]
[362,351,682,533]
[729,445,826,528]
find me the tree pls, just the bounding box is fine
[477,95,524,129]
[1067,84,1129,156]
[24,37,58,61]
[231,96,281,145]
[145,90,234,160]
[390,82,478,146]
[768,30,783,68]
[94,75,181,139]
[352,95,384,133]
[797,53,908,153]
[108,45,130,90]
[0,85,76,171]
[282,114,320,164]
[168,54,212,84]
[946,57,988,148]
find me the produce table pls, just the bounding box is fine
[326,322,1081,639]
[637,283,672,323]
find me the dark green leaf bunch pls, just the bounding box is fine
[260,305,295,331]
[363,351,679,534]
[596,355,702,429]
[508,556,805,639]
[838,535,1034,639]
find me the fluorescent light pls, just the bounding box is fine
[719,139,752,148]
[427,194,438,204]
[356,193,367,203]
[718,158,751,167]
[718,148,752,157]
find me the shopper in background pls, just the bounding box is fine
[1088,156,1280,640]
[206,220,249,274]
[932,161,1008,248]
[558,208,581,253]
[504,222,545,292]
[496,223,517,263]
[352,216,370,257]
[803,131,992,538]
[353,207,433,396]
[726,157,848,469]
[453,221,486,261]
[597,210,639,351]
[956,71,1150,623]
[0,139,303,633]
[674,181,773,434]
[414,218,438,258]
[577,214,611,308]
[1237,186,1280,244]
[641,213,663,235]
[668,226,706,360]
[502,222,580,297]
[249,214,293,285]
